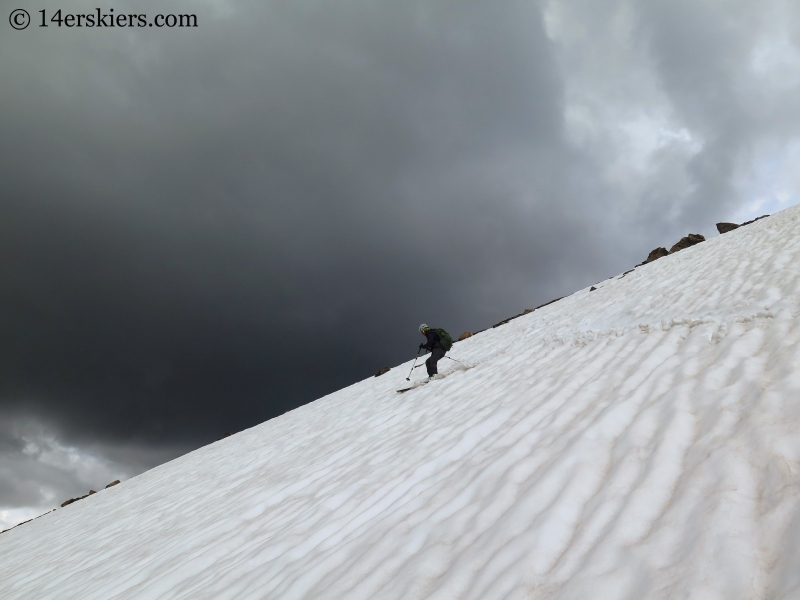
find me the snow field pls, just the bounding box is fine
[1,206,799,599]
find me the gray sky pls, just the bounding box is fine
[2,0,799,528]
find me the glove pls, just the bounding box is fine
[418,343,426,352]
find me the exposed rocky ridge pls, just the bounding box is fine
[637,232,706,268]
[1,479,122,534]
[60,480,121,508]
[669,233,705,254]
[639,247,668,265]
[741,214,770,226]
[0,509,56,536]
[471,213,770,339]
[716,214,769,234]
[61,490,97,508]
[470,296,566,334]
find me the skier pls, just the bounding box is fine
[418,324,452,378]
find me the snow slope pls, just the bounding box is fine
[2,207,800,600]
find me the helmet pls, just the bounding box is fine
[419,323,430,333]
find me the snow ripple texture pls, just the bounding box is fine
[2,206,800,599]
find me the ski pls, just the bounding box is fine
[397,366,470,393]
[397,381,427,393]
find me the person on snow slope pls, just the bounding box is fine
[418,324,453,379]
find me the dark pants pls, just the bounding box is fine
[426,347,446,376]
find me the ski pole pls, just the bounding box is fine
[406,349,423,381]
[405,358,417,380]
[444,356,462,364]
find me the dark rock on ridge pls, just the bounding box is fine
[717,214,770,234]
[374,367,391,377]
[0,509,55,535]
[668,233,705,254]
[61,493,90,508]
[741,214,770,226]
[489,297,565,329]
[716,222,739,234]
[2,477,123,534]
[534,297,564,311]
[457,332,473,341]
[60,481,120,507]
[639,247,668,266]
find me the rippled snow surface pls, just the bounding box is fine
[2,207,800,599]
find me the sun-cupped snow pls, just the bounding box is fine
[2,207,800,600]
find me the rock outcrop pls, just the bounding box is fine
[4,478,123,534]
[0,509,55,535]
[457,332,473,341]
[717,214,770,234]
[60,481,120,508]
[668,233,705,254]
[374,367,391,377]
[716,222,739,234]
[741,214,770,226]
[489,298,564,330]
[639,247,668,265]
[61,490,96,508]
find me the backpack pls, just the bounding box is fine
[434,328,453,351]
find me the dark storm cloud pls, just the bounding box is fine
[2,0,799,521]
[1,0,589,448]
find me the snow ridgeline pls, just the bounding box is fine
[1,206,800,599]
